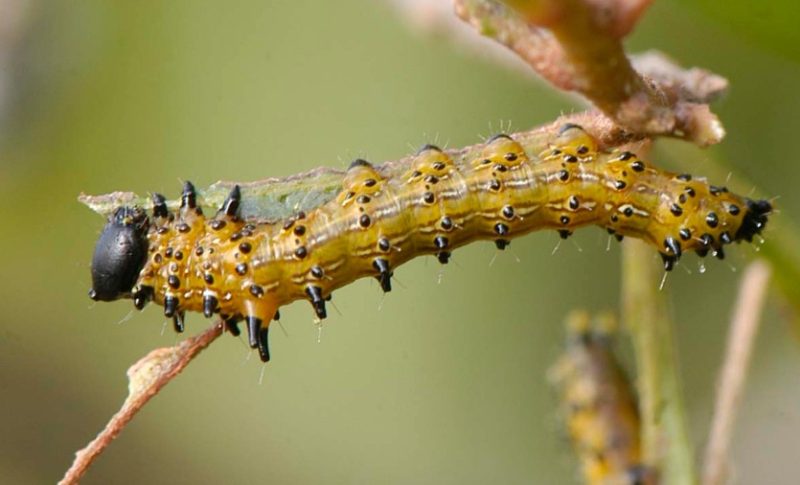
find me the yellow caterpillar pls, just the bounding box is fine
[549,311,657,485]
[88,124,771,362]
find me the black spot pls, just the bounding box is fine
[661,254,676,272]
[502,205,515,219]
[177,223,190,233]
[564,154,578,163]
[493,164,508,173]
[133,286,154,310]
[720,231,732,244]
[700,233,714,247]
[204,273,214,284]
[568,196,579,210]
[437,251,451,264]
[706,212,719,228]
[670,204,683,217]
[236,263,248,275]
[424,174,440,184]
[364,179,377,187]
[631,161,645,172]
[623,207,634,217]
[494,223,509,236]
[293,225,306,236]
[359,214,371,228]
[441,217,453,230]
[239,242,252,254]
[295,246,308,259]
[283,219,294,231]
[679,228,691,241]
[676,173,692,181]
[432,161,446,171]
[685,187,696,197]
[423,192,435,204]
[558,170,569,181]
[230,232,243,242]
[173,312,185,333]
[577,145,589,155]
[305,286,327,319]
[411,170,422,178]
[489,179,501,191]
[504,152,518,162]
[614,180,626,190]
[619,151,634,161]
[728,204,740,216]
[678,194,687,204]
[250,285,264,298]
[378,237,391,252]
[434,236,449,249]
[165,247,173,258]
[311,266,324,278]
[560,216,570,225]
[495,239,509,250]
[174,250,183,261]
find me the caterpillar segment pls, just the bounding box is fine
[88,124,772,362]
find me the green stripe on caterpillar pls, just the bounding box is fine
[87,124,772,362]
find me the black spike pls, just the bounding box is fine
[181,181,197,209]
[436,251,451,264]
[274,310,281,321]
[152,193,168,218]
[372,258,393,292]
[557,123,583,135]
[714,247,726,260]
[434,236,448,250]
[417,144,442,154]
[558,230,572,240]
[349,158,372,169]
[487,133,513,143]
[223,315,241,336]
[164,295,178,318]
[661,254,676,272]
[257,327,271,362]
[221,185,241,217]
[305,285,327,319]
[246,316,262,349]
[173,312,185,333]
[664,237,682,258]
[202,294,218,318]
[133,285,154,310]
[495,239,509,250]
[720,231,732,245]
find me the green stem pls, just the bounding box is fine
[622,240,697,484]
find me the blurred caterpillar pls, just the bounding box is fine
[87,124,771,362]
[549,311,657,485]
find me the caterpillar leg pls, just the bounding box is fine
[243,298,278,362]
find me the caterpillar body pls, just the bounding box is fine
[549,311,657,485]
[88,124,772,362]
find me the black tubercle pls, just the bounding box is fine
[152,193,168,218]
[221,185,241,217]
[349,158,373,169]
[306,285,327,319]
[203,294,219,318]
[258,327,271,362]
[133,285,154,310]
[735,199,772,242]
[417,144,442,154]
[181,181,197,209]
[487,133,513,143]
[89,206,149,302]
[373,258,393,292]
[246,316,262,348]
[173,311,185,333]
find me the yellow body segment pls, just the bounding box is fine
[124,124,763,359]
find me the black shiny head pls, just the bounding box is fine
[89,206,149,302]
[735,198,772,242]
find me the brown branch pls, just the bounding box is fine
[702,261,772,485]
[59,321,224,485]
[453,0,727,146]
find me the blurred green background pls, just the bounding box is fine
[1,1,798,483]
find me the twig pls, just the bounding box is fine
[622,240,696,484]
[59,321,224,485]
[454,0,726,145]
[702,261,772,485]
